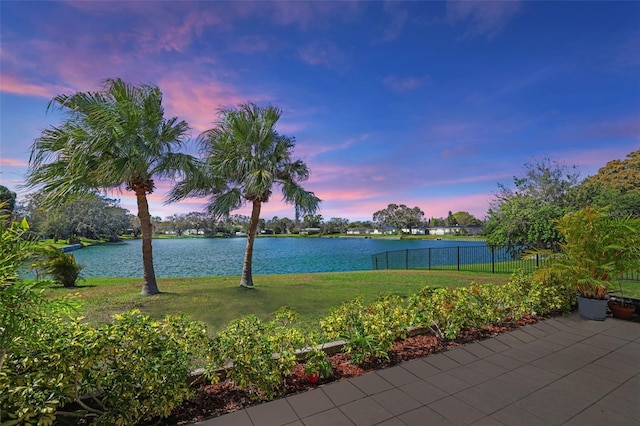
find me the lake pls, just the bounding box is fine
[71,237,486,278]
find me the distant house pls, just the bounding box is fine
[427,225,483,236]
[346,228,374,235]
[401,228,427,235]
[300,227,321,235]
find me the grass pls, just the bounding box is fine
[611,280,640,300]
[45,270,511,333]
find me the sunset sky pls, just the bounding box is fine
[1,1,638,222]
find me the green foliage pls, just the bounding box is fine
[1,310,209,425]
[484,158,580,250]
[372,203,425,234]
[320,294,410,364]
[303,348,333,379]
[534,207,640,299]
[209,307,304,400]
[31,245,84,287]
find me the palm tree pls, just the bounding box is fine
[169,103,321,287]
[26,78,195,295]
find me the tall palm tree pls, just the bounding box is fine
[169,103,321,287]
[26,78,195,295]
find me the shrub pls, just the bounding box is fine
[1,310,209,425]
[408,287,468,340]
[209,307,304,400]
[320,294,410,364]
[31,245,84,287]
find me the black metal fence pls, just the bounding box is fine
[371,245,640,281]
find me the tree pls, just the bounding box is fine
[451,211,481,226]
[373,204,424,234]
[0,186,16,219]
[484,158,580,249]
[323,217,349,234]
[575,149,640,217]
[169,103,321,287]
[25,78,195,295]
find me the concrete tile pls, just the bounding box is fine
[371,388,422,416]
[425,353,461,371]
[246,398,299,426]
[530,352,585,376]
[605,320,640,341]
[540,330,585,347]
[427,372,470,394]
[339,397,393,426]
[466,359,509,380]
[284,422,304,426]
[493,333,526,349]
[476,372,543,403]
[484,352,526,371]
[376,365,419,387]
[514,388,592,425]
[579,361,633,385]
[322,380,367,406]
[500,347,544,364]
[397,406,455,426]
[478,338,511,353]
[469,416,505,425]
[444,347,478,365]
[518,324,550,339]
[398,379,448,404]
[400,358,441,379]
[454,386,510,415]
[550,369,620,402]
[447,364,495,386]
[511,364,560,386]
[301,407,354,426]
[507,329,538,344]
[375,418,406,426]
[349,372,394,396]
[593,350,640,375]
[195,409,253,425]
[287,388,336,419]
[564,403,639,426]
[490,404,549,426]
[429,395,485,425]
[581,333,629,351]
[463,341,496,359]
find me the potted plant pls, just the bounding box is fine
[608,282,636,320]
[303,349,332,384]
[537,207,640,321]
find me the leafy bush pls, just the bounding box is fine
[533,207,640,298]
[31,245,84,287]
[1,311,209,425]
[321,294,410,364]
[209,307,304,400]
[408,287,468,340]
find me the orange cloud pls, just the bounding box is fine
[0,157,29,167]
[0,74,70,98]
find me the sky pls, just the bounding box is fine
[1,1,638,222]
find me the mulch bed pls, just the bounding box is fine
[150,313,548,425]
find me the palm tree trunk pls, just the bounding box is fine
[240,199,262,288]
[136,189,160,295]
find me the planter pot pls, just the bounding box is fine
[306,373,319,384]
[577,296,608,321]
[608,301,635,320]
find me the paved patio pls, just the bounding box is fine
[195,314,640,425]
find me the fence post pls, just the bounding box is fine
[386,251,389,269]
[491,247,495,274]
[428,247,431,270]
[457,246,460,271]
[406,249,409,270]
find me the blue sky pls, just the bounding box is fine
[1,1,638,222]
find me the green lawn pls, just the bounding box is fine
[46,270,510,333]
